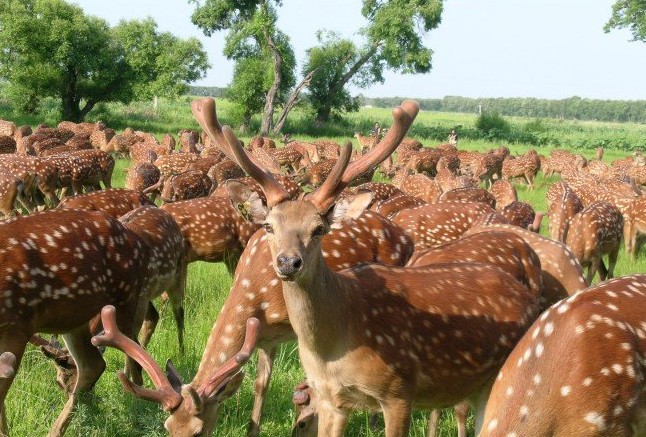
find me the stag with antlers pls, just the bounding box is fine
[192,97,542,436]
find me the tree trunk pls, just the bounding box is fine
[315,43,380,125]
[315,106,331,126]
[260,28,282,136]
[272,69,317,135]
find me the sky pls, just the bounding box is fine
[72,0,646,100]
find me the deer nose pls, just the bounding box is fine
[276,254,303,277]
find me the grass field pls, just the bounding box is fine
[3,100,646,436]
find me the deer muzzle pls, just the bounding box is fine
[276,254,303,280]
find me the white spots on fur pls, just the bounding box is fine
[583,377,593,386]
[487,419,498,432]
[561,386,571,396]
[584,412,605,430]
[544,321,554,336]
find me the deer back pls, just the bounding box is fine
[480,275,646,437]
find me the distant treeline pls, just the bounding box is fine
[187,86,228,97]
[361,96,646,123]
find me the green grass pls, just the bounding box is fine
[3,100,646,436]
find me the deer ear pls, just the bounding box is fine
[326,190,373,229]
[225,180,269,224]
[165,359,183,393]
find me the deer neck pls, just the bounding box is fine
[281,251,349,356]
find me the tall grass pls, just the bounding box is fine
[2,98,646,436]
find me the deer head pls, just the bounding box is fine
[191,97,419,283]
[92,306,260,437]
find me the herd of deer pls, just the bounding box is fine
[0,98,645,437]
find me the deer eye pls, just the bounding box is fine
[312,225,325,238]
[263,223,274,234]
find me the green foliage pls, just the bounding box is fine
[362,95,646,124]
[302,0,444,124]
[113,18,210,101]
[0,0,209,121]
[303,31,363,123]
[362,0,443,73]
[0,0,132,121]
[476,111,511,135]
[605,0,646,42]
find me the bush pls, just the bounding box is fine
[476,111,511,135]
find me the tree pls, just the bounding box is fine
[0,0,132,121]
[304,32,363,124]
[305,0,444,124]
[0,0,209,121]
[113,18,210,102]
[605,0,646,42]
[191,0,295,134]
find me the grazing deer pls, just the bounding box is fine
[501,150,541,188]
[490,180,517,210]
[92,305,261,437]
[500,201,543,232]
[565,201,623,283]
[546,181,583,242]
[0,209,163,436]
[479,275,646,437]
[193,97,542,437]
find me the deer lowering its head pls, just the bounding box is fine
[194,97,542,436]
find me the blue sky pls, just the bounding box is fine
[73,0,646,100]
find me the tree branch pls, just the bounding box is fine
[260,26,282,136]
[272,68,318,135]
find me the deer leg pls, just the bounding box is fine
[454,401,470,437]
[607,248,619,279]
[48,325,105,437]
[167,266,187,355]
[317,403,349,437]
[138,301,159,349]
[587,256,601,284]
[426,409,440,437]
[246,346,276,437]
[0,329,29,437]
[381,399,412,437]
[469,382,493,435]
[624,220,636,258]
[120,302,147,387]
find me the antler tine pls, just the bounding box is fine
[221,127,290,207]
[307,142,353,211]
[197,317,260,399]
[342,100,419,185]
[309,100,419,209]
[191,97,289,207]
[0,352,16,379]
[91,305,182,412]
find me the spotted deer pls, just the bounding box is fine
[565,201,623,283]
[546,181,584,242]
[500,201,543,232]
[91,206,413,437]
[194,96,542,437]
[393,201,495,250]
[397,173,442,203]
[501,150,541,188]
[92,305,261,437]
[125,161,161,194]
[57,188,153,218]
[439,187,496,208]
[465,223,588,305]
[0,209,174,436]
[294,230,545,437]
[479,275,646,437]
[490,180,517,210]
[371,194,426,220]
